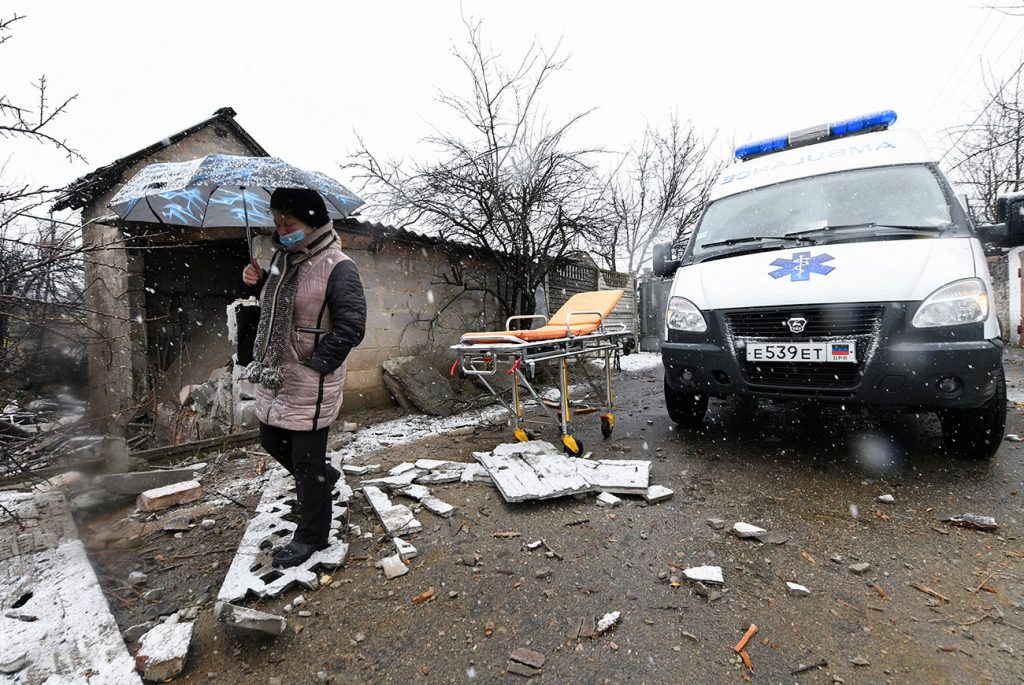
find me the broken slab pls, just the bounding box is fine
[474,441,650,503]
[134,622,193,681]
[596,492,622,508]
[216,467,349,604]
[644,485,674,504]
[394,537,418,561]
[215,601,287,636]
[460,462,494,484]
[137,480,203,512]
[363,485,423,536]
[683,565,724,585]
[94,468,196,496]
[507,648,545,677]
[378,553,409,579]
[395,484,456,518]
[0,490,141,684]
[732,522,767,539]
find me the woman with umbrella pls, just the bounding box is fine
[242,188,366,568]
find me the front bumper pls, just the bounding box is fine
[662,302,1003,409]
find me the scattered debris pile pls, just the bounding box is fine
[166,362,258,443]
[0,390,99,481]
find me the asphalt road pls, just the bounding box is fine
[87,353,1023,685]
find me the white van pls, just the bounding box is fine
[653,111,1019,459]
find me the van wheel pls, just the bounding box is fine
[939,368,1007,460]
[664,378,708,428]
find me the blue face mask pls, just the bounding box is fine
[279,228,306,248]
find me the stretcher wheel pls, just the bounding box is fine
[600,413,614,439]
[561,435,583,456]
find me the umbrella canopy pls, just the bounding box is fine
[108,154,364,228]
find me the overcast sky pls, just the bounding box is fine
[4,0,1023,213]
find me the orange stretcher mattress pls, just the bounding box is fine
[460,290,624,344]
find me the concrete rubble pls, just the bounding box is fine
[215,601,288,636]
[216,466,349,604]
[377,553,410,579]
[0,490,141,684]
[94,467,198,495]
[507,648,546,677]
[683,565,725,585]
[473,441,652,502]
[596,492,622,508]
[394,483,456,518]
[134,622,194,681]
[786,581,811,597]
[137,480,203,512]
[595,611,621,635]
[644,485,674,504]
[393,537,418,561]
[362,486,423,536]
[732,522,767,539]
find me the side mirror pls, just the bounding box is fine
[997,192,1024,246]
[975,222,1008,247]
[652,242,681,278]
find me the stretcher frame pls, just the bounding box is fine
[451,311,630,455]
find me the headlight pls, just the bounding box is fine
[912,278,989,328]
[666,296,707,332]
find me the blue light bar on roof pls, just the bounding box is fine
[734,110,897,161]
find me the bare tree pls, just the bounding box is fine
[0,13,93,479]
[592,116,719,275]
[347,18,604,320]
[945,61,1023,223]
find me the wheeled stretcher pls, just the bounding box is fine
[450,290,630,455]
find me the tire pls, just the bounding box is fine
[664,377,709,428]
[939,368,1007,460]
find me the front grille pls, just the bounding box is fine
[725,304,883,392]
[725,304,883,339]
[742,361,862,390]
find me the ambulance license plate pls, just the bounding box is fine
[745,341,856,363]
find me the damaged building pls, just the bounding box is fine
[54,107,635,449]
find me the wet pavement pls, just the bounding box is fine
[81,354,1022,684]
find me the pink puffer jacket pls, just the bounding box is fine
[254,233,365,432]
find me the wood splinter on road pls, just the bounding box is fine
[909,582,950,603]
[734,623,758,653]
[739,649,753,671]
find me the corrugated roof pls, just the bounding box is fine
[52,107,268,212]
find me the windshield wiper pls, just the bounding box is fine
[701,235,819,249]
[785,222,951,239]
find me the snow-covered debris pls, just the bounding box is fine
[683,565,724,585]
[135,622,193,681]
[732,522,767,539]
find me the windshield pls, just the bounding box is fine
[692,165,955,257]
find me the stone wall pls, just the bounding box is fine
[336,232,501,409]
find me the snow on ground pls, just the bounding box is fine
[0,491,141,684]
[589,351,663,374]
[329,404,509,464]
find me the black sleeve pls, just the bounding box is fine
[305,260,367,374]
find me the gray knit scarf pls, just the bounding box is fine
[245,231,336,389]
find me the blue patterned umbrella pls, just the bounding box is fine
[108,154,364,257]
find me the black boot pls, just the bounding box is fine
[272,540,327,569]
[327,464,341,490]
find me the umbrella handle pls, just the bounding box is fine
[242,186,254,262]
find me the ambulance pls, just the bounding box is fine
[654,110,1019,459]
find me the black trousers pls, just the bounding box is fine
[259,422,332,546]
